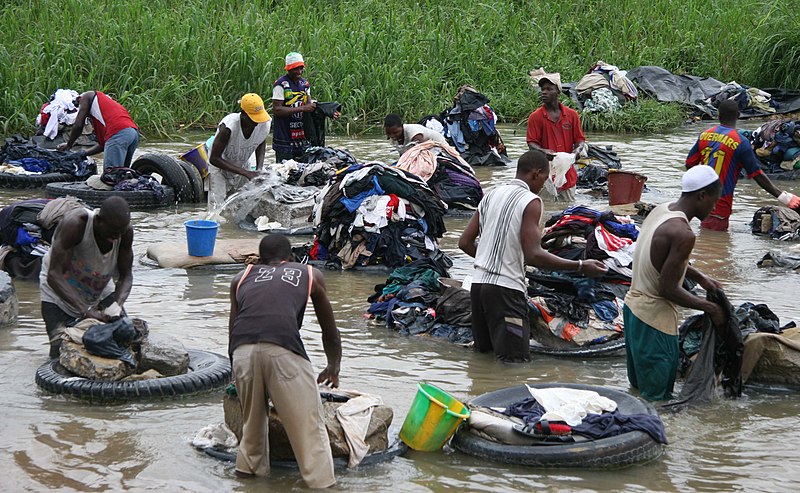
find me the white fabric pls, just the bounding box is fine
[354,195,407,232]
[526,386,617,426]
[393,124,448,154]
[550,152,576,190]
[191,423,239,451]
[335,394,383,468]
[214,113,270,168]
[682,165,719,192]
[42,89,80,139]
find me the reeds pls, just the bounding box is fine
[0,0,793,136]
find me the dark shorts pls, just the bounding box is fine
[41,294,118,359]
[700,214,729,231]
[470,283,530,362]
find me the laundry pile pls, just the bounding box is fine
[0,197,86,279]
[575,61,638,113]
[272,147,357,187]
[467,386,667,445]
[747,118,800,173]
[751,205,800,240]
[421,85,509,167]
[365,258,474,344]
[311,162,448,270]
[703,82,776,115]
[395,140,483,210]
[86,167,167,200]
[575,144,623,196]
[35,89,80,140]
[0,137,95,177]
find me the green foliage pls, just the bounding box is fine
[580,100,687,134]
[0,0,794,136]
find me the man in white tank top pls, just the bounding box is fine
[207,93,272,211]
[458,150,607,361]
[624,165,726,401]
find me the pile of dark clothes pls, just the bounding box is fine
[421,85,509,167]
[302,101,341,148]
[502,393,667,445]
[99,167,167,200]
[274,147,356,187]
[0,136,95,177]
[751,205,800,240]
[0,197,86,279]
[310,162,448,270]
[744,118,800,174]
[575,144,623,196]
[365,257,473,344]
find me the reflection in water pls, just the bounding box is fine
[1,125,799,492]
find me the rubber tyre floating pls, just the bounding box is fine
[176,159,205,204]
[35,349,230,401]
[131,152,195,203]
[529,338,626,358]
[764,170,800,181]
[0,171,86,189]
[45,181,175,209]
[451,383,664,468]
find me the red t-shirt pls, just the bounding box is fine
[526,104,585,191]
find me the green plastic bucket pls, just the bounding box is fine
[399,382,470,451]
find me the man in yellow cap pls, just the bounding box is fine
[207,93,272,211]
[272,52,335,163]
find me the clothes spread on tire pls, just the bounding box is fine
[0,137,95,177]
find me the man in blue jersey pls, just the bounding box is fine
[271,52,340,163]
[686,100,799,231]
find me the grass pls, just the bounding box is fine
[0,0,795,137]
[579,100,687,134]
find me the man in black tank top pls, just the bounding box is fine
[228,234,341,488]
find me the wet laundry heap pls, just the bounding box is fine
[0,137,95,177]
[746,118,800,173]
[272,147,356,187]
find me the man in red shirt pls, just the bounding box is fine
[526,72,586,202]
[58,91,139,170]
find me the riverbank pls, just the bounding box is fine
[0,0,796,136]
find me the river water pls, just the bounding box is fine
[2,123,799,492]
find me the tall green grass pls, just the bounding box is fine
[0,0,794,137]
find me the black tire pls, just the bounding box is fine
[451,383,665,468]
[444,208,476,219]
[177,159,205,203]
[530,338,626,358]
[35,349,231,402]
[45,181,175,210]
[131,152,193,203]
[764,170,800,181]
[0,171,81,189]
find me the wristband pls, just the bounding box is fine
[778,191,792,206]
[577,259,583,272]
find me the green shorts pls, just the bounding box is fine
[624,305,679,401]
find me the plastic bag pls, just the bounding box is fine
[82,316,137,366]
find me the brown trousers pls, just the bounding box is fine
[233,343,335,488]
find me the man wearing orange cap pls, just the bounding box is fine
[272,52,339,163]
[207,93,272,211]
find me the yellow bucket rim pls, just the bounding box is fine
[417,382,470,420]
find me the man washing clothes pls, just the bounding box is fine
[624,166,727,401]
[383,113,448,155]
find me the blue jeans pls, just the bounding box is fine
[103,127,139,169]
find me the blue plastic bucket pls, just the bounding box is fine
[185,220,219,257]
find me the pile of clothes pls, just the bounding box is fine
[311,162,448,270]
[421,85,509,167]
[575,144,623,196]
[0,137,95,178]
[575,61,638,113]
[0,197,86,279]
[751,205,800,240]
[703,82,776,115]
[747,118,800,173]
[272,147,357,187]
[86,167,167,200]
[395,140,483,210]
[36,89,80,140]
[365,258,474,344]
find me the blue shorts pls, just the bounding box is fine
[103,127,139,169]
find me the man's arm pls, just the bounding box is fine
[520,200,607,276]
[310,268,341,388]
[113,226,134,307]
[228,273,242,334]
[209,124,257,179]
[58,91,95,152]
[254,139,266,172]
[458,211,481,258]
[685,139,702,167]
[271,98,316,118]
[685,264,722,292]
[571,111,586,156]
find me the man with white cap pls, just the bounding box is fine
[272,52,325,163]
[207,93,272,211]
[526,69,586,201]
[624,165,727,401]
[686,99,800,231]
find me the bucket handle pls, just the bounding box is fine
[417,382,471,420]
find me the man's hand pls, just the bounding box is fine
[332,111,341,120]
[56,143,70,152]
[706,303,727,329]
[778,191,800,209]
[317,365,340,388]
[580,259,608,277]
[303,101,317,113]
[698,274,723,292]
[85,307,111,323]
[242,169,258,180]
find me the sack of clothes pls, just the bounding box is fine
[751,205,800,240]
[0,136,96,177]
[311,162,449,270]
[746,118,800,173]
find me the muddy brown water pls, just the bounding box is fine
[2,123,799,492]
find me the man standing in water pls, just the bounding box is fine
[207,93,272,211]
[57,90,139,170]
[458,150,607,362]
[272,52,339,163]
[228,234,341,488]
[526,71,587,201]
[39,196,133,359]
[686,99,800,231]
[624,166,727,401]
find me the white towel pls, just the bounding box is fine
[526,386,617,426]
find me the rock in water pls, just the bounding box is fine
[139,334,189,376]
[750,337,800,386]
[0,271,19,326]
[59,340,133,381]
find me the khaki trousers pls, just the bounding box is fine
[233,342,335,488]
